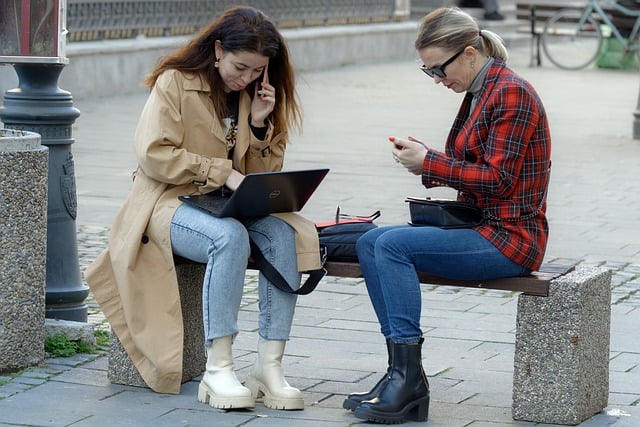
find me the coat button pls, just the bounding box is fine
[141,235,150,244]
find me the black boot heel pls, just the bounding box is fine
[406,394,430,421]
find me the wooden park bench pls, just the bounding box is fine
[321,259,571,296]
[107,256,612,425]
[516,0,638,66]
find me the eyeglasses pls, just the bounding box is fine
[420,50,464,79]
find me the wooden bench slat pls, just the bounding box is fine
[176,257,577,298]
[323,261,576,297]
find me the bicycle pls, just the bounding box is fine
[541,0,640,69]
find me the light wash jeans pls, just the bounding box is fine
[356,225,530,344]
[170,204,301,346]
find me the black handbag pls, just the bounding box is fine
[316,209,381,262]
[406,197,484,229]
[249,208,380,294]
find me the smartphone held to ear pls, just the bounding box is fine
[258,62,269,99]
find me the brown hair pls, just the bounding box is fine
[144,6,301,137]
[415,7,508,61]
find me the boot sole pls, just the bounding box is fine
[263,395,304,411]
[198,382,255,410]
[354,395,430,424]
[245,376,304,410]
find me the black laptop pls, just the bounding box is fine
[179,168,329,218]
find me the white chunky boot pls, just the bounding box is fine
[245,338,304,410]
[197,336,254,409]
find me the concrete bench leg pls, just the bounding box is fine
[108,263,207,387]
[512,266,611,425]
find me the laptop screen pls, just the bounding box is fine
[179,168,329,218]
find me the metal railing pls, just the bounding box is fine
[67,0,405,42]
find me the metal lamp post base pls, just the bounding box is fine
[0,63,89,322]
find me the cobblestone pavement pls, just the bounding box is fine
[2,39,639,426]
[1,226,638,426]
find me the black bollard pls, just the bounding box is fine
[0,62,89,321]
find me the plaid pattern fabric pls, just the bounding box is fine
[422,60,551,270]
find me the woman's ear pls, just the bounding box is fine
[214,40,223,61]
[464,46,477,58]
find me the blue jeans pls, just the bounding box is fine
[170,204,301,346]
[356,225,531,344]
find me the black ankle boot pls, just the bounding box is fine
[343,339,393,411]
[354,339,429,424]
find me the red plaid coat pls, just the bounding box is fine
[423,59,551,270]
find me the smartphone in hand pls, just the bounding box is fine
[260,62,269,99]
[389,136,404,150]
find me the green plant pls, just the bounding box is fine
[44,332,98,358]
[76,340,95,354]
[45,333,77,357]
[94,329,110,347]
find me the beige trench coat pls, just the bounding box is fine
[85,70,321,394]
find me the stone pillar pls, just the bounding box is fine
[512,266,611,425]
[108,262,207,388]
[0,129,48,371]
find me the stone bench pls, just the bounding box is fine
[108,259,611,425]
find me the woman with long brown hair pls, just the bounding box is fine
[86,6,320,412]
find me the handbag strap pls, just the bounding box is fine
[483,202,544,222]
[249,238,326,295]
[335,207,381,222]
[316,209,381,229]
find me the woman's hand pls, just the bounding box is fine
[225,169,245,191]
[390,136,429,175]
[250,63,275,127]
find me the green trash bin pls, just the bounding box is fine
[596,27,639,70]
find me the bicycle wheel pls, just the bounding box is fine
[541,9,603,70]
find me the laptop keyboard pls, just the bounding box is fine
[181,193,229,215]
